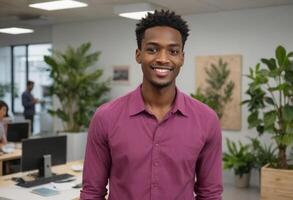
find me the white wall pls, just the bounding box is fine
[52,5,293,149]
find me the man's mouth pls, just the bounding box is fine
[151,64,174,71]
[151,64,173,77]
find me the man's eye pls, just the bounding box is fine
[146,48,157,53]
[170,49,179,55]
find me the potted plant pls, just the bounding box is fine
[249,137,278,170]
[249,137,277,187]
[242,45,293,199]
[223,138,255,188]
[44,42,110,161]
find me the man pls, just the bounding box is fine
[81,10,223,200]
[21,80,39,133]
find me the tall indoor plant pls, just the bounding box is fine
[242,45,293,169]
[44,42,110,132]
[242,45,293,199]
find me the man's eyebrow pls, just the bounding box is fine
[145,42,159,46]
[145,42,181,47]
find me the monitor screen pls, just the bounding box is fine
[21,135,67,173]
[6,121,30,142]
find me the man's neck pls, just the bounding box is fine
[141,82,176,121]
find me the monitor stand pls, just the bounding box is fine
[16,154,73,187]
[39,154,52,178]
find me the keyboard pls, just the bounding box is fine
[16,173,74,188]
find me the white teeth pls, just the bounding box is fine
[155,68,169,73]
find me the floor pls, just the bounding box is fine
[222,169,260,200]
[223,182,260,200]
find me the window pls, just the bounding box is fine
[4,43,53,134]
[0,47,12,114]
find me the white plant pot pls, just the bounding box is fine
[59,132,88,162]
[234,172,251,188]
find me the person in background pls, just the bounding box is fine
[81,10,223,200]
[0,100,8,147]
[21,80,40,133]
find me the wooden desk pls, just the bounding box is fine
[0,160,83,200]
[0,149,21,176]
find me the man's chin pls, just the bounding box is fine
[151,81,173,89]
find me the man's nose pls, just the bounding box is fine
[156,50,170,64]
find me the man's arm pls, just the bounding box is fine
[80,110,111,200]
[194,115,223,200]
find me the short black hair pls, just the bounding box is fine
[27,80,34,86]
[135,10,190,50]
[0,100,9,117]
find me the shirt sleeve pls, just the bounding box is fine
[80,110,111,200]
[194,114,223,200]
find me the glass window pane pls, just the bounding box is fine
[13,46,26,114]
[28,44,53,134]
[28,44,52,113]
[0,47,12,115]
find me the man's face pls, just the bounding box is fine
[136,26,184,88]
[28,83,34,91]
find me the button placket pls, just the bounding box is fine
[151,126,161,196]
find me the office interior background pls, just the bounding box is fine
[1,0,293,199]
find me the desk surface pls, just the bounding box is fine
[0,160,83,200]
[0,148,22,176]
[0,149,22,162]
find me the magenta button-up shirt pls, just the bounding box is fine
[80,86,223,200]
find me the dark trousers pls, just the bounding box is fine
[24,115,34,133]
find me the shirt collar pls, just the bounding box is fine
[128,85,188,117]
[128,85,146,116]
[171,88,188,117]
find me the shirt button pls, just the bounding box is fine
[155,143,159,147]
[154,162,159,166]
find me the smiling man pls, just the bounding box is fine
[81,10,223,200]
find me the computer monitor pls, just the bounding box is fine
[6,121,31,142]
[21,135,67,177]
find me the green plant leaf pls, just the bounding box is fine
[284,70,293,85]
[276,45,286,67]
[282,105,293,121]
[261,58,276,71]
[264,97,274,105]
[274,134,293,146]
[248,112,261,128]
[264,110,277,129]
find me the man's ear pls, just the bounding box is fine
[180,51,185,67]
[135,49,142,64]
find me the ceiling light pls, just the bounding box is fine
[29,0,88,11]
[0,27,34,35]
[114,3,160,20]
[119,11,154,20]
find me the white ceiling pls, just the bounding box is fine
[0,0,292,27]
